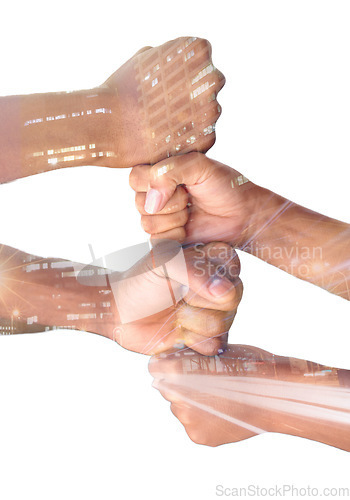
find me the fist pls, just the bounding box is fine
[103,37,225,166]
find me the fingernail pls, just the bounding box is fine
[145,189,163,214]
[208,277,234,297]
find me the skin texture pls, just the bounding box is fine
[0,241,242,356]
[130,152,350,299]
[149,345,350,451]
[0,37,224,183]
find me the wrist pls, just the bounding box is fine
[237,185,292,253]
[46,86,117,170]
[20,86,119,176]
[231,183,276,250]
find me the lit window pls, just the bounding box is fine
[185,49,194,61]
[55,114,66,120]
[87,110,92,115]
[32,151,44,157]
[51,261,73,269]
[203,124,215,136]
[92,153,97,158]
[80,269,95,277]
[26,263,40,272]
[185,37,197,47]
[71,112,80,117]
[67,314,79,321]
[166,55,172,63]
[47,149,54,155]
[191,81,213,99]
[62,271,78,278]
[43,263,48,269]
[192,64,213,85]
[144,72,150,81]
[55,145,86,154]
[97,269,109,275]
[80,313,96,320]
[186,135,196,144]
[152,78,158,87]
[95,108,111,114]
[89,144,95,149]
[237,175,249,186]
[24,118,43,126]
[100,312,112,319]
[46,116,55,121]
[27,316,38,325]
[48,158,58,165]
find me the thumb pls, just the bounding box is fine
[185,242,241,307]
[143,152,210,214]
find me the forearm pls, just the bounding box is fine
[0,86,127,183]
[150,345,350,450]
[241,187,350,299]
[0,244,118,338]
[269,353,350,451]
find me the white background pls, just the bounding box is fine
[0,1,349,499]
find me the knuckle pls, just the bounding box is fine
[235,278,244,305]
[213,72,220,87]
[128,169,138,190]
[149,163,159,181]
[151,226,186,242]
[208,100,221,119]
[201,38,212,56]
[225,281,243,310]
[186,427,204,445]
[227,253,241,278]
[135,193,145,213]
[150,162,168,183]
[141,215,154,234]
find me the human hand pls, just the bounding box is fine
[102,38,225,167]
[149,345,350,450]
[109,242,243,355]
[130,152,264,247]
[0,242,241,356]
[148,345,271,446]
